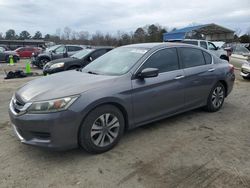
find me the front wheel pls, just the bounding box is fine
[204,82,225,112]
[38,58,50,69]
[79,105,125,154]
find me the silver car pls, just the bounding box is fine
[9,43,235,153]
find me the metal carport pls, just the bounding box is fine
[163,23,234,42]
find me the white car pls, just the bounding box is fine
[241,62,250,79]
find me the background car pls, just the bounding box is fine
[9,43,235,153]
[32,44,85,69]
[0,47,19,63]
[43,47,113,75]
[15,47,42,58]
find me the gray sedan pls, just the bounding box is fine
[9,43,235,153]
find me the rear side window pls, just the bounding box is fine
[67,46,82,52]
[179,48,206,68]
[203,51,212,64]
[140,48,179,73]
[181,40,198,46]
[200,41,207,49]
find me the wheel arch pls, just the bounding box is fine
[218,80,228,97]
[78,100,130,136]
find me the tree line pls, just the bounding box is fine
[0,24,249,46]
[0,24,167,46]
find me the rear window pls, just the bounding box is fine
[181,40,198,46]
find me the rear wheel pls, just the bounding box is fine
[204,82,225,112]
[79,105,125,154]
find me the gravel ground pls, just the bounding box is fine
[0,60,250,188]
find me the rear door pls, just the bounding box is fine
[178,47,216,108]
[132,48,186,125]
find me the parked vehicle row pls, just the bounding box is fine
[31,44,85,69]
[14,47,42,58]
[0,47,20,63]
[9,42,235,153]
[43,47,113,75]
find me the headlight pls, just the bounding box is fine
[50,62,64,69]
[27,96,79,113]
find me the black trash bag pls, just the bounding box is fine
[4,70,27,79]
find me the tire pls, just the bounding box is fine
[79,105,125,154]
[38,58,50,69]
[204,82,225,112]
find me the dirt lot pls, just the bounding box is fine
[0,60,250,188]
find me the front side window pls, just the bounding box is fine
[55,46,66,53]
[179,48,206,68]
[140,48,179,73]
[208,42,217,50]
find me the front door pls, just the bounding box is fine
[132,48,185,125]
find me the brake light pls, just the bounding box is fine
[229,64,234,73]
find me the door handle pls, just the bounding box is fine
[175,75,185,80]
[208,68,215,72]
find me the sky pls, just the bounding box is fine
[0,0,249,36]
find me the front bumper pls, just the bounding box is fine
[9,108,82,151]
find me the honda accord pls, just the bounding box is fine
[9,43,235,153]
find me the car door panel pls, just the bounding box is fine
[132,70,186,125]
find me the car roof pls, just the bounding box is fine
[122,42,196,49]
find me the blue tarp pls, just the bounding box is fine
[163,25,207,41]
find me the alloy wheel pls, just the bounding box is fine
[90,113,120,147]
[211,86,224,108]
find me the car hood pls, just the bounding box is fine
[47,57,79,66]
[16,71,119,102]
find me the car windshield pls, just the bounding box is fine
[71,49,94,59]
[45,45,61,52]
[82,47,148,75]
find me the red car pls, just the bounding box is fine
[15,47,42,58]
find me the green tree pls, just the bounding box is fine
[5,29,17,40]
[19,30,31,40]
[33,31,42,39]
[134,27,146,43]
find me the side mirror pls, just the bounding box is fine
[88,56,93,62]
[137,68,159,79]
[51,50,56,54]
